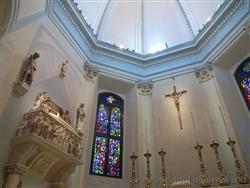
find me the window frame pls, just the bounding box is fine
[234,57,250,111]
[89,92,124,178]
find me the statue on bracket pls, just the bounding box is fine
[14,52,40,96]
[60,60,68,79]
[62,110,71,125]
[20,52,40,86]
[75,103,85,133]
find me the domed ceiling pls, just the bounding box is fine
[75,0,224,54]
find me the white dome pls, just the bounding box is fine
[75,0,224,54]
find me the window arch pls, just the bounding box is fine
[90,92,124,178]
[235,57,250,111]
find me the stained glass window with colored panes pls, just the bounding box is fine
[90,92,124,178]
[235,57,250,111]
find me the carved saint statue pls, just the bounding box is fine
[32,92,49,110]
[20,52,40,86]
[62,110,71,125]
[60,60,68,78]
[75,103,85,131]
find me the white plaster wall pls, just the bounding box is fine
[16,0,46,22]
[138,93,158,187]
[0,10,95,188]
[213,65,250,174]
[152,73,218,188]
[198,77,235,177]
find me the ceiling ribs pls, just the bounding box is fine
[176,0,195,38]
[141,0,145,54]
[96,0,111,36]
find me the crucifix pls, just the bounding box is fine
[165,80,187,129]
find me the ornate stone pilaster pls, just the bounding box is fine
[137,80,153,96]
[83,61,98,82]
[195,63,213,83]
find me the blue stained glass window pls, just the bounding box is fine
[235,57,250,111]
[90,92,124,178]
[96,104,109,134]
[110,107,121,137]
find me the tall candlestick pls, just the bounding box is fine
[130,152,138,188]
[204,111,215,142]
[145,120,149,151]
[194,143,211,187]
[191,112,198,144]
[219,106,232,139]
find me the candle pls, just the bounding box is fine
[145,120,149,151]
[132,124,135,152]
[204,111,215,142]
[158,118,163,149]
[191,112,198,144]
[219,106,232,139]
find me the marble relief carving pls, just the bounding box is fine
[137,80,153,95]
[15,93,83,159]
[3,92,83,187]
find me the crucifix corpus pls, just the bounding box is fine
[165,85,187,129]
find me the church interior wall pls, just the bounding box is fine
[0,1,250,188]
[152,73,219,187]
[0,8,98,187]
[211,30,250,174]
[213,65,250,175]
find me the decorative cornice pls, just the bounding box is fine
[195,63,213,83]
[137,80,153,96]
[56,0,244,65]
[83,61,99,82]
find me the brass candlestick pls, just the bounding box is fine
[194,142,211,187]
[129,152,138,188]
[210,141,229,186]
[158,148,168,188]
[144,150,152,188]
[226,137,249,184]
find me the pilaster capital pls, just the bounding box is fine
[244,22,250,35]
[195,63,213,83]
[83,61,99,82]
[137,80,153,96]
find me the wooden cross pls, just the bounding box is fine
[165,85,187,129]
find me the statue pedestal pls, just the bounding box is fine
[13,81,30,96]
